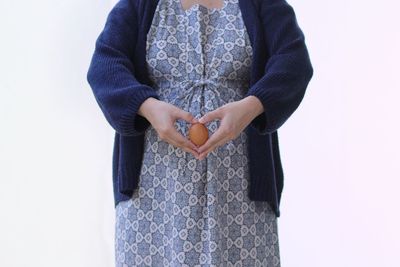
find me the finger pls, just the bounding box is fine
[197,126,228,155]
[168,127,200,156]
[182,146,200,158]
[167,127,199,151]
[198,134,229,160]
[175,108,197,124]
[198,107,223,124]
[157,125,198,156]
[167,135,199,157]
[198,139,228,160]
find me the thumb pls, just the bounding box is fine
[198,108,222,124]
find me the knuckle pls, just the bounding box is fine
[227,131,236,140]
[223,127,233,137]
[158,133,166,140]
[158,128,168,140]
[231,134,237,140]
[177,140,185,148]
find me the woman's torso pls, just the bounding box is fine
[114,1,281,266]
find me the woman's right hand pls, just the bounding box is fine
[138,97,200,159]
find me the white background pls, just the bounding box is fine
[1,0,399,266]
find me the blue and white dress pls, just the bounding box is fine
[115,0,281,266]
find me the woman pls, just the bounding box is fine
[87,0,313,266]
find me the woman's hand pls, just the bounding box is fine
[196,96,264,160]
[138,97,200,158]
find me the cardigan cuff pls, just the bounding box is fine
[244,92,274,135]
[119,86,160,136]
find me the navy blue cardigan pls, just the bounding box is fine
[86,0,313,217]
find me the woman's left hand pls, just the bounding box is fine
[195,96,264,160]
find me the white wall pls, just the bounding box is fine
[1,0,399,266]
[1,1,115,266]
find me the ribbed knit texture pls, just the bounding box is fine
[86,0,313,217]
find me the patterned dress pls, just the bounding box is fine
[115,0,281,266]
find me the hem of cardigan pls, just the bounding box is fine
[248,189,280,218]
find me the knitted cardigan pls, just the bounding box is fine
[86,0,313,217]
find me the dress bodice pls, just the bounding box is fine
[145,0,253,113]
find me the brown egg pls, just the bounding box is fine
[188,122,209,146]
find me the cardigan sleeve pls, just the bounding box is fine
[245,0,314,135]
[86,0,160,136]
